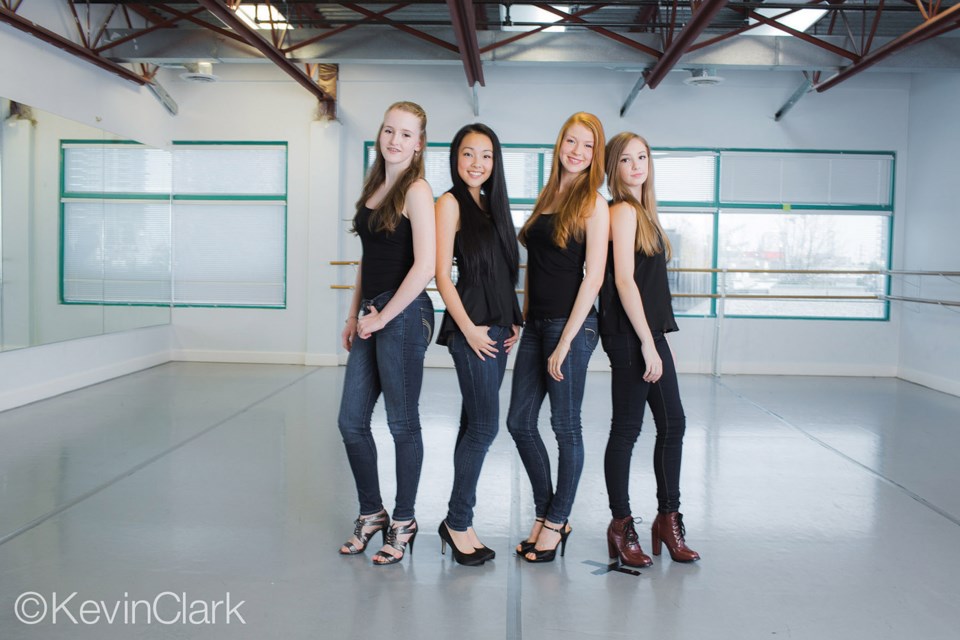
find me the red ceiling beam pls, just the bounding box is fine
[341,2,458,53]
[688,8,797,53]
[0,5,147,85]
[733,6,860,61]
[816,2,960,91]
[447,0,484,86]
[153,3,248,44]
[284,3,409,54]
[535,3,662,58]
[479,4,603,55]
[196,0,334,105]
[644,0,730,89]
[95,7,205,53]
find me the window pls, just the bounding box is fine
[61,141,287,308]
[716,150,892,319]
[362,143,893,320]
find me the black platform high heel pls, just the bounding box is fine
[372,519,417,566]
[438,522,487,566]
[523,521,571,563]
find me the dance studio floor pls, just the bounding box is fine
[0,362,958,639]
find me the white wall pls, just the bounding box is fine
[158,62,913,375]
[898,72,960,396]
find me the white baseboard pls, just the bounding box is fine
[897,367,960,397]
[716,363,899,377]
[0,351,170,413]
[170,350,307,365]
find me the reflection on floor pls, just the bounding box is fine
[1,363,958,639]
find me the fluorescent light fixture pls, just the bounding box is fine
[749,5,827,36]
[500,4,567,32]
[237,4,292,30]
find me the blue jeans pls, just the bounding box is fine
[337,290,434,521]
[602,331,686,516]
[506,313,599,524]
[444,325,512,531]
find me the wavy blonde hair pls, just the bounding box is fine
[604,131,672,261]
[354,101,427,234]
[519,112,606,248]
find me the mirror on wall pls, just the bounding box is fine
[0,97,172,351]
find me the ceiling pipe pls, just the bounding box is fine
[815,3,960,91]
[774,76,813,121]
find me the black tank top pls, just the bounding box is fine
[524,214,587,320]
[436,196,523,345]
[355,206,415,300]
[599,240,678,336]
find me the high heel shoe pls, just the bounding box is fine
[651,512,700,563]
[438,522,487,566]
[515,517,545,555]
[607,516,653,568]
[372,519,418,566]
[523,521,571,563]
[474,545,496,562]
[339,510,388,555]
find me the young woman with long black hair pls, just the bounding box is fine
[507,112,609,563]
[337,101,436,566]
[434,123,522,566]
[600,132,699,567]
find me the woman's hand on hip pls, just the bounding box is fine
[357,305,385,339]
[465,324,498,360]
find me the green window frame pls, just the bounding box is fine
[61,140,289,309]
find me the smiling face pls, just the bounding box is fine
[558,122,595,177]
[616,137,650,193]
[378,108,424,168]
[456,132,494,193]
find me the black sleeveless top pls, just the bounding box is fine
[437,195,522,345]
[524,214,587,320]
[599,240,678,336]
[355,206,415,300]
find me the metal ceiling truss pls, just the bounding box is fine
[5,1,960,122]
[0,1,150,85]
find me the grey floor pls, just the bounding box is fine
[1,362,959,639]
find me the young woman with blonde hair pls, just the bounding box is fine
[507,112,609,563]
[600,132,699,567]
[337,101,436,566]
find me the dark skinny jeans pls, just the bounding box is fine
[602,331,686,517]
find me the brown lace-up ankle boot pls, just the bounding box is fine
[607,516,653,568]
[651,512,700,563]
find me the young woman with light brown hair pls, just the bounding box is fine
[600,132,699,567]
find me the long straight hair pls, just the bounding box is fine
[353,101,427,234]
[519,112,605,248]
[448,123,520,285]
[604,131,672,261]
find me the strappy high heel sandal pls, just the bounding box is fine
[372,519,418,566]
[523,521,571,564]
[515,517,545,556]
[339,510,388,555]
